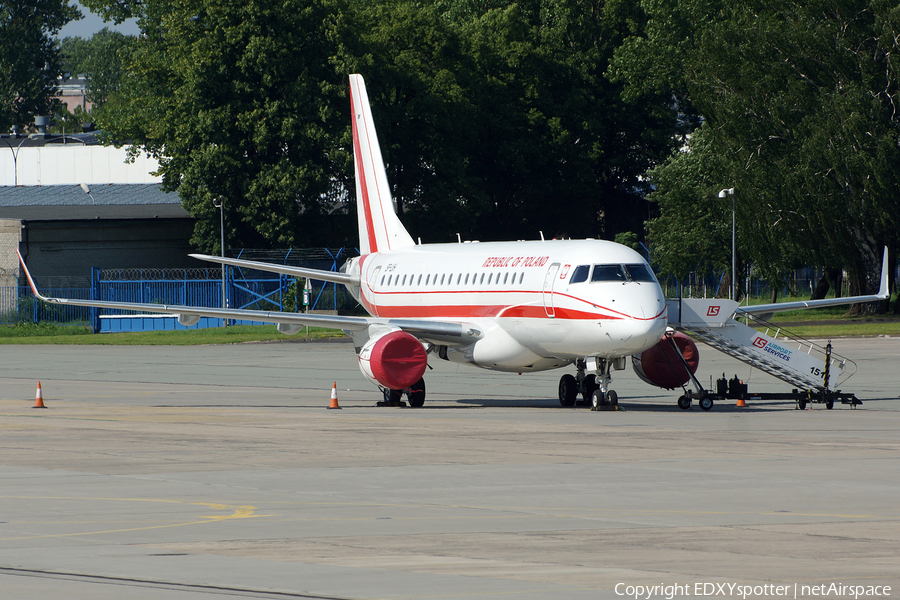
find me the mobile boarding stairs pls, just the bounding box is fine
[666,298,859,411]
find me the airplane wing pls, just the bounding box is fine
[189,253,359,286]
[735,247,890,317]
[16,250,481,345]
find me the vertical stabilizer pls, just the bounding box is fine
[349,74,416,254]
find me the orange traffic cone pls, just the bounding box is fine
[33,381,47,409]
[328,382,341,409]
[736,397,747,407]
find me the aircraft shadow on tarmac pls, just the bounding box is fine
[448,397,851,412]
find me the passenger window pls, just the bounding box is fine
[570,265,590,283]
[440,274,445,285]
[457,274,462,285]
[402,274,407,285]
[591,264,627,282]
[426,274,431,285]
[503,273,508,284]
[465,274,469,284]
[479,273,485,284]
[417,274,422,285]
[487,273,493,284]
[380,275,385,285]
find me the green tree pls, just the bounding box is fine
[0,0,80,132]
[90,0,350,253]
[84,0,678,252]
[334,1,478,241]
[341,0,677,243]
[612,0,900,311]
[60,28,136,109]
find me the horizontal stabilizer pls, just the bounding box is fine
[190,254,359,286]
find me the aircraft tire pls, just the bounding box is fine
[606,389,618,406]
[580,375,598,404]
[559,374,577,406]
[407,378,426,407]
[383,388,403,405]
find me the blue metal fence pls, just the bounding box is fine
[1,286,93,325]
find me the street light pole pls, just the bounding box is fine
[213,196,227,326]
[0,134,39,186]
[719,188,736,301]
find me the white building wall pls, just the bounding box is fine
[0,145,162,186]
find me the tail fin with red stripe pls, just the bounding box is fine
[349,74,415,254]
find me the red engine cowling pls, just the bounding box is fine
[632,331,700,389]
[358,330,428,390]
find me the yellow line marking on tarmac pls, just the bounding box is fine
[0,496,270,541]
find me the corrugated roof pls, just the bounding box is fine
[0,184,190,220]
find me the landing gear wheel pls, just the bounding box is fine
[591,389,604,409]
[699,397,714,411]
[606,389,618,406]
[407,378,426,407]
[677,395,691,410]
[559,374,577,407]
[380,388,405,407]
[581,374,598,404]
[590,389,618,411]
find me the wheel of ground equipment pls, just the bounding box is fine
[825,400,834,410]
[677,395,691,410]
[559,374,578,406]
[407,378,426,407]
[798,399,807,410]
[699,397,714,411]
[606,389,618,407]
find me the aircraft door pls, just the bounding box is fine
[365,266,382,317]
[542,263,560,317]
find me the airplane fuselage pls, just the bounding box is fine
[344,238,668,372]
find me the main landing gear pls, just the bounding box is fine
[558,358,621,410]
[378,378,426,408]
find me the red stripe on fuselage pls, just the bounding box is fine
[365,303,624,319]
[358,286,666,322]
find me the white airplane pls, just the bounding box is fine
[17,74,891,409]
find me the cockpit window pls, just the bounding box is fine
[623,263,657,283]
[569,265,590,283]
[591,264,627,282]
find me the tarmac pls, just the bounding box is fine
[1,335,899,599]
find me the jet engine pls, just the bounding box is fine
[358,330,428,390]
[632,331,699,389]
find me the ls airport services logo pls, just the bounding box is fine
[753,337,794,361]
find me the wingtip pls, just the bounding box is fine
[879,246,890,299]
[16,248,45,299]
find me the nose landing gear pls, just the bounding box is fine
[557,358,622,410]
